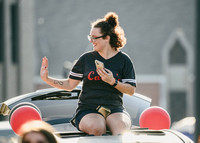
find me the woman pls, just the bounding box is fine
[40,12,136,136]
[19,121,58,143]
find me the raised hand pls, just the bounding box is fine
[40,56,49,81]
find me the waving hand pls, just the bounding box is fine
[40,56,49,81]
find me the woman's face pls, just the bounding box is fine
[89,27,107,52]
[22,132,48,143]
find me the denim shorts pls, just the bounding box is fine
[72,108,131,131]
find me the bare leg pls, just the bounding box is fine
[106,113,131,135]
[79,113,106,136]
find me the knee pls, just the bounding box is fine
[79,114,106,136]
[118,120,131,130]
[107,117,132,135]
[87,123,106,136]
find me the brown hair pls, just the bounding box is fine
[91,12,126,50]
[19,121,58,143]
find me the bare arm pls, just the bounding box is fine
[40,57,80,91]
[96,68,136,96]
[113,81,136,96]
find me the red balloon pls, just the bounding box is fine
[139,106,171,130]
[9,104,42,136]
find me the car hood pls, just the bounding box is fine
[56,129,194,143]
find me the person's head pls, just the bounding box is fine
[19,121,58,143]
[88,12,126,51]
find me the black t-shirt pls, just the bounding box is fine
[69,50,136,111]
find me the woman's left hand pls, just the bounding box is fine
[96,68,115,85]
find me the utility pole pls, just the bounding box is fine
[195,0,200,142]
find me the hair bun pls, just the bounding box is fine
[105,12,119,28]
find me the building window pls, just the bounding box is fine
[169,40,186,65]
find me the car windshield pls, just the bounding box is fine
[32,90,81,100]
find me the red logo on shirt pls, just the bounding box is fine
[88,71,101,80]
[87,71,120,81]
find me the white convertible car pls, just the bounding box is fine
[0,87,194,143]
